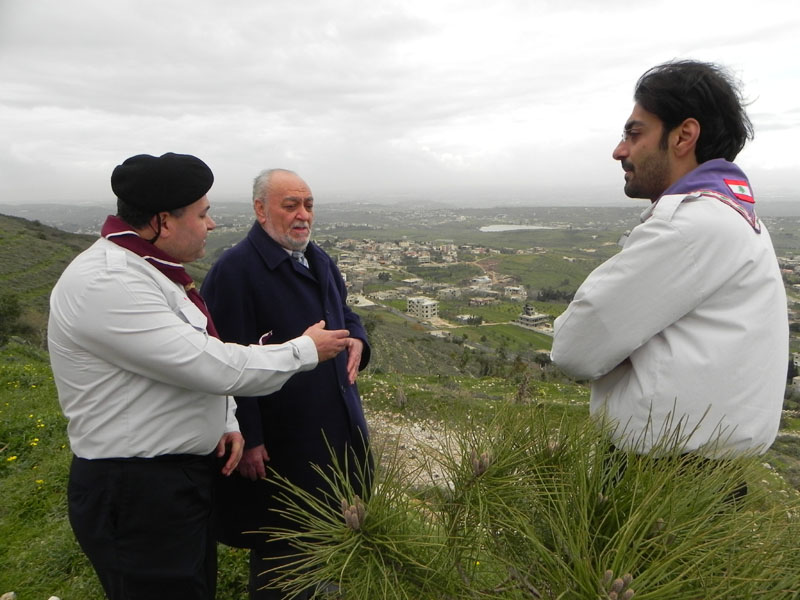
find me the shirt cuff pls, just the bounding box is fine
[293,335,320,370]
[224,396,240,433]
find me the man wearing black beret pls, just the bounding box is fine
[48,152,352,600]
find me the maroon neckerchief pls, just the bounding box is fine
[100,215,219,337]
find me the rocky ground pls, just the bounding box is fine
[365,408,451,486]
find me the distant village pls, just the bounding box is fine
[323,235,553,339]
[322,233,800,379]
[6,199,799,376]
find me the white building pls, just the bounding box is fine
[402,278,424,287]
[504,285,527,300]
[516,304,550,329]
[407,296,439,319]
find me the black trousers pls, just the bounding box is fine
[68,453,217,600]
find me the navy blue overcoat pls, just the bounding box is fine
[201,222,371,547]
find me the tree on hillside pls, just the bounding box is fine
[0,292,32,346]
[536,287,575,302]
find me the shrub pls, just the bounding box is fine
[0,293,33,346]
[260,406,800,599]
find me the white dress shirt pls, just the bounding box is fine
[551,193,788,457]
[48,238,318,459]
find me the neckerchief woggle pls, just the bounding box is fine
[660,158,760,233]
[100,215,220,337]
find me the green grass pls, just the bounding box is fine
[453,323,554,356]
[0,344,105,598]
[0,340,576,598]
[0,215,95,312]
[2,332,800,598]
[483,252,607,292]
[438,299,522,322]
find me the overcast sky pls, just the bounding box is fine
[1,0,798,208]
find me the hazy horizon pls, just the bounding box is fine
[3,188,799,216]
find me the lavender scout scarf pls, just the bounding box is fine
[100,215,219,337]
[661,158,760,233]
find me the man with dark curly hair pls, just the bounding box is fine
[552,61,788,472]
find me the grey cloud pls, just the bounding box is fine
[1,0,798,204]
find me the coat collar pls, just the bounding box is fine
[245,221,330,284]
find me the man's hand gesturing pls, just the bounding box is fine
[303,320,349,362]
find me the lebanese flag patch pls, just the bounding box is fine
[724,179,754,203]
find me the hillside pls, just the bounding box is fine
[0,213,213,346]
[2,212,800,597]
[0,214,95,309]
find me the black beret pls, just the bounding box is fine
[111,152,214,212]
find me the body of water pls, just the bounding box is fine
[479,224,557,232]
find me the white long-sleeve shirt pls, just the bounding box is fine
[551,193,788,457]
[48,237,319,459]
